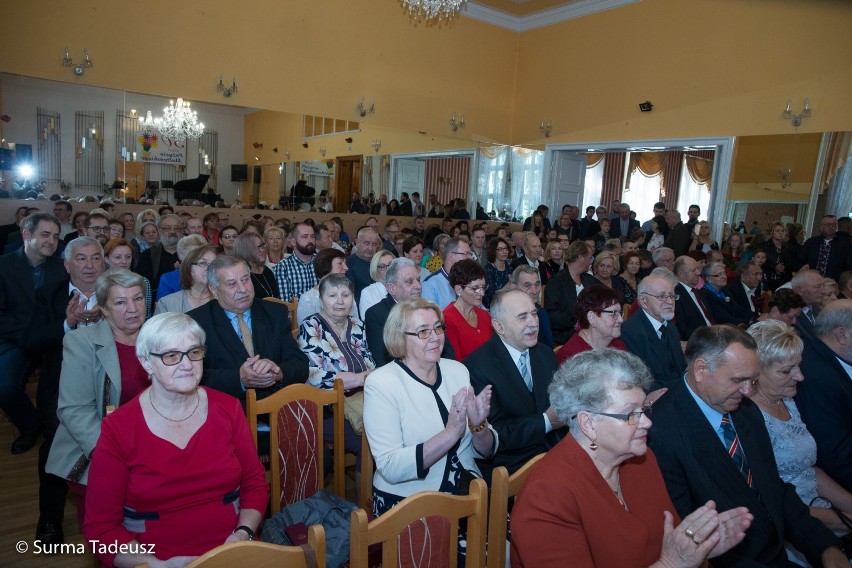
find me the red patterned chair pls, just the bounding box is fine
[247,380,346,513]
[348,478,488,568]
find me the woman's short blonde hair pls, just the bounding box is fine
[369,250,395,282]
[593,251,620,274]
[746,319,803,368]
[383,299,445,359]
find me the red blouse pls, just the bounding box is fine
[443,303,493,361]
[115,341,148,405]
[556,332,626,365]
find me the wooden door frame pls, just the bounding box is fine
[335,154,363,213]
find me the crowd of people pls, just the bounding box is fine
[1,196,851,567]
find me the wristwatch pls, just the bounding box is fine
[233,525,255,540]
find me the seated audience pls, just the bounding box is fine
[83,313,268,567]
[363,299,495,532]
[263,226,286,267]
[298,273,373,467]
[620,251,641,305]
[233,232,279,299]
[673,255,712,341]
[216,225,239,256]
[511,348,751,567]
[699,261,751,326]
[556,285,626,365]
[443,259,492,361]
[423,238,471,310]
[483,236,513,309]
[543,240,600,345]
[746,320,852,548]
[508,265,554,348]
[358,250,394,319]
[466,288,563,480]
[104,238,152,318]
[645,215,669,252]
[273,222,317,302]
[402,235,431,281]
[297,248,353,324]
[154,245,217,314]
[591,251,625,301]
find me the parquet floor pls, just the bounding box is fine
[0,383,93,568]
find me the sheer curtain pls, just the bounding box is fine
[624,166,663,220]
[582,155,604,210]
[476,146,510,217]
[510,147,544,220]
[677,154,711,214]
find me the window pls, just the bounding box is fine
[302,115,359,138]
[583,156,604,210]
[623,153,663,222]
[677,155,711,215]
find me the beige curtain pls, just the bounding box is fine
[480,145,504,160]
[685,152,714,186]
[625,152,667,189]
[822,131,852,190]
[585,153,604,167]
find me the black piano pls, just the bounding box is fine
[282,179,316,209]
[174,174,220,205]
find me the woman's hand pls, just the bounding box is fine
[708,505,752,558]
[656,504,721,568]
[466,385,491,427]
[337,371,366,390]
[446,388,469,442]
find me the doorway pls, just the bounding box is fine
[335,155,362,213]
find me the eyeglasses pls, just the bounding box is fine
[465,284,488,293]
[573,406,651,426]
[88,226,109,234]
[161,225,182,232]
[150,347,207,366]
[708,273,725,278]
[192,260,211,268]
[403,324,446,340]
[495,247,509,253]
[221,234,238,240]
[450,251,472,257]
[640,292,679,302]
[257,243,267,250]
[377,263,390,271]
[597,308,623,319]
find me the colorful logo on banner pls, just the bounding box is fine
[300,159,335,177]
[137,134,187,165]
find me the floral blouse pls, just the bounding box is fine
[298,313,375,391]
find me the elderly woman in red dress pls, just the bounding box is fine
[443,259,492,361]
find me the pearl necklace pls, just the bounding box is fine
[149,389,200,423]
[754,388,782,407]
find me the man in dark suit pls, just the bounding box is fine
[510,233,548,283]
[0,212,67,454]
[791,269,826,340]
[796,299,852,492]
[426,193,442,218]
[370,193,389,216]
[649,326,845,567]
[135,213,182,298]
[398,192,413,216]
[0,205,30,251]
[610,202,640,241]
[188,255,308,402]
[365,258,424,366]
[466,288,564,480]
[664,210,692,256]
[543,240,599,344]
[798,214,851,281]
[723,261,763,323]
[621,268,685,389]
[578,206,598,239]
[699,262,751,327]
[673,255,713,341]
[24,235,106,545]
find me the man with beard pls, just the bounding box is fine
[85,212,111,248]
[621,268,686,389]
[135,214,182,297]
[273,222,317,301]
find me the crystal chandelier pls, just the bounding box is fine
[157,98,205,141]
[401,0,467,20]
[138,110,159,134]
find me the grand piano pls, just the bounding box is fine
[173,174,221,205]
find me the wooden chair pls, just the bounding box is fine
[357,427,374,510]
[247,381,345,514]
[622,302,632,319]
[160,527,326,568]
[485,454,545,568]
[263,296,299,335]
[349,478,488,568]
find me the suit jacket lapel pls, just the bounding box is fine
[212,303,249,359]
[529,346,551,412]
[492,337,537,412]
[92,321,123,403]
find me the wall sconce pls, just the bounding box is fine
[284,151,290,160]
[319,147,327,157]
[778,169,792,188]
[784,98,811,127]
[63,47,93,76]
[539,120,552,139]
[344,137,353,144]
[372,139,382,153]
[217,75,238,98]
[302,141,309,149]
[449,113,465,133]
[357,98,375,118]
[272,147,278,153]
[253,142,263,149]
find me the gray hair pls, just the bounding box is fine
[136,312,206,360]
[318,272,354,297]
[702,261,725,279]
[746,320,803,368]
[157,213,182,230]
[176,234,208,260]
[444,237,466,258]
[62,236,103,261]
[651,247,674,265]
[548,348,652,432]
[814,299,852,337]
[685,325,757,371]
[489,288,529,324]
[206,255,249,288]
[791,269,822,292]
[386,257,416,285]
[95,268,145,307]
[432,233,450,252]
[638,267,677,295]
[509,264,539,285]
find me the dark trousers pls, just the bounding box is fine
[0,343,38,434]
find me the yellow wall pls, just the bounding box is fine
[514,0,852,144]
[729,182,811,202]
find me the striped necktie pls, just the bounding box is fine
[518,351,533,391]
[721,414,754,489]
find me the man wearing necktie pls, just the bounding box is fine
[673,255,714,341]
[649,326,846,567]
[791,269,826,341]
[465,288,564,481]
[188,255,308,405]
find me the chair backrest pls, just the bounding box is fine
[182,525,326,568]
[263,296,299,334]
[349,478,488,568]
[486,454,545,568]
[359,426,374,511]
[247,381,345,513]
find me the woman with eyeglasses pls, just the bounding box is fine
[443,259,493,361]
[155,245,218,315]
[46,270,149,531]
[364,298,495,561]
[233,232,279,299]
[483,236,513,309]
[556,285,627,365]
[358,250,395,319]
[217,225,239,256]
[511,348,751,567]
[83,312,268,568]
[697,261,751,326]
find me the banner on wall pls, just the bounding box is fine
[136,133,187,165]
[300,159,335,177]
